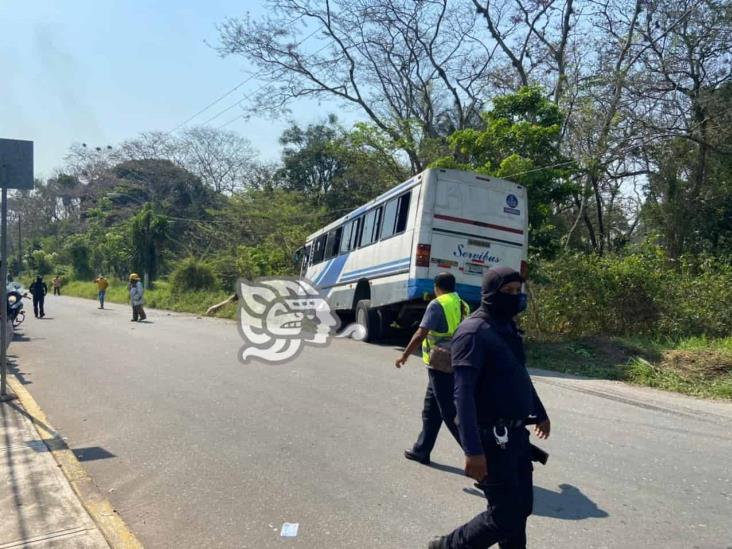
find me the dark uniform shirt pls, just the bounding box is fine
[452,316,547,456]
[29,281,47,298]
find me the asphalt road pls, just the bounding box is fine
[8,295,732,549]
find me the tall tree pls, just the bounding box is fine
[432,86,576,256]
[218,0,493,172]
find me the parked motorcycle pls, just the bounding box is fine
[6,282,28,328]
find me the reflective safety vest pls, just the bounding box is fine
[422,292,470,364]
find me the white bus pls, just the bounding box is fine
[299,168,528,341]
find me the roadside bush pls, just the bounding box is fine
[169,258,216,293]
[27,249,59,276]
[525,247,732,340]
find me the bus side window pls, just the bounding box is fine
[394,191,411,234]
[381,197,398,240]
[351,216,364,249]
[325,227,343,259]
[340,221,353,254]
[312,234,327,264]
[360,206,382,247]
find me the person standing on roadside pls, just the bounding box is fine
[428,266,551,549]
[52,275,62,296]
[395,272,470,465]
[128,273,146,322]
[94,275,109,309]
[29,275,48,318]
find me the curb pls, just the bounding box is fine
[8,377,143,549]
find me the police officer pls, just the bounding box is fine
[29,275,48,319]
[396,272,470,465]
[429,266,550,549]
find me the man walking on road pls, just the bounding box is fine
[396,272,469,465]
[428,266,550,549]
[94,275,109,309]
[52,275,62,295]
[29,275,48,318]
[128,273,146,322]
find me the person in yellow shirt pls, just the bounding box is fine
[94,275,109,309]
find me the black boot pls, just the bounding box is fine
[404,449,430,465]
[428,536,446,549]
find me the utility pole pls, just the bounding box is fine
[0,138,33,401]
[17,215,21,276]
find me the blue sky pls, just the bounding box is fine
[1,0,357,178]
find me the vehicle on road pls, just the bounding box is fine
[298,168,528,341]
[7,282,28,328]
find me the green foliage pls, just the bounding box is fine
[524,247,732,340]
[276,117,408,215]
[27,249,58,276]
[63,236,94,279]
[170,258,216,293]
[129,203,170,284]
[431,86,577,257]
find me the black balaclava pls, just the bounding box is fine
[479,266,524,320]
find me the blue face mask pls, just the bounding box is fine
[518,293,528,313]
[490,291,527,319]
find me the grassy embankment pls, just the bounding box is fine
[525,336,732,400]
[60,279,732,400]
[61,279,239,319]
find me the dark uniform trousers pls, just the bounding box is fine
[443,426,533,549]
[33,296,45,317]
[412,369,461,456]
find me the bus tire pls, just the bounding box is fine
[355,299,381,342]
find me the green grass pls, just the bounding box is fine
[61,278,239,319]
[526,336,732,400]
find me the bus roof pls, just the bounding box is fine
[305,168,523,242]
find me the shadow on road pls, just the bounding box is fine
[463,482,608,520]
[534,483,609,519]
[428,461,465,477]
[6,356,31,385]
[73,446,116,462]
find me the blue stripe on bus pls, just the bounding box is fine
[317,254,349,288]
[313,259,333,285]
[339,264,410,284]
[341,257,411,278]
[408,278,482,306]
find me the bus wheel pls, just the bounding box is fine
[355,299,381,342]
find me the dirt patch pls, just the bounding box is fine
[585,336,636,363]
[661,349,732,379]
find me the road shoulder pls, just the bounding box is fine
[4,377,143,548]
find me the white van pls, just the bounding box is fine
[300,168,528,340]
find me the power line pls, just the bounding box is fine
[167,14,312,134]
[216,38,332,131]
[206,27,329,131]
[167,73,263,134]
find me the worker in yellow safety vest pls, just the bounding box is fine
[395,272,470,465]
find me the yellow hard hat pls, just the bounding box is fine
[129,273,140,281]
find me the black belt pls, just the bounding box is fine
[481,418,525,430]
